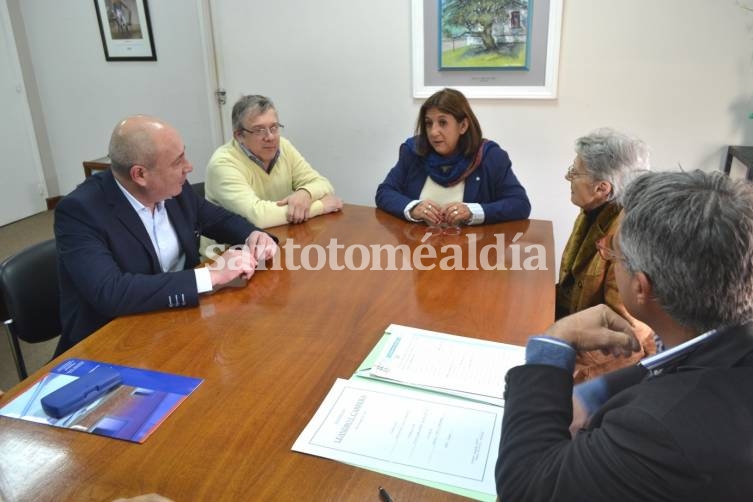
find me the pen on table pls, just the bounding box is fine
[378,486,394,502]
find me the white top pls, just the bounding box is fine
[115,179,212,293]
[403,178,485,224]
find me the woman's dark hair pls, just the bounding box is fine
[414,88,482,157]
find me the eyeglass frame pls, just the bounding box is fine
[239,123,285,138]
[565,164,591,181]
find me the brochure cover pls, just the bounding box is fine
[0,358,203,443]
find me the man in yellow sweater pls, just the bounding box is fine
[206,95,342,228]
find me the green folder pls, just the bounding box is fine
[347,332,497,502]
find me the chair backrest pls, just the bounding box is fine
[0,239,61,343]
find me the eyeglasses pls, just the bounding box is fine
[565,164,589,180]
[240,123,284,138]
[596,235,619,262]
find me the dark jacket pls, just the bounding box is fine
[54,170,263,355]
[375,139,530,223]
[496,322,753,502]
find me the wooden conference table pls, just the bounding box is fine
[0,204,554,502]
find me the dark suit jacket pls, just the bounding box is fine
[496,323,753,502]
[375,139,530,224]
[54,170,266,355]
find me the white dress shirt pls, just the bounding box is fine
[115,179,212,293]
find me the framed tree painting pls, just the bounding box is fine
[412,0,563,99]
[440,0,531,70]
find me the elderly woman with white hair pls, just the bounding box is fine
[556,128,655,382]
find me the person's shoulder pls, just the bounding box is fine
[175,180,199,201]
[482,139,508,156]
[208,140,245,169]
[402,136,417,148]
[612,367,745,420]
[479,140,511,169]
[599,203,623,233]
[55,175,113,230]
[633,368,753,453]
[58,173,109,210]
[210,139,241,158]
[397,136,421,157]
[278,136,300,156]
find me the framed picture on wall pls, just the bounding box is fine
[412,0,563,99]
[439,0,531,71]
[93,0,157,61]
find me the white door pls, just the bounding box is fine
[0,0,47,226]
[203,1,413,207]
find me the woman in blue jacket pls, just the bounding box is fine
[375,88,530,226]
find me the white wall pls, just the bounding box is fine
[10,0,753,267]
[211,0,417,210]
[212,0,753,266]
[13,0,218,195]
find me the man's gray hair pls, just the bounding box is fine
[108,117,158,176]
[231,95,276,132]
[575,128,650,202]
[620,170,753,332]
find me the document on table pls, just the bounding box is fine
[357,324,525,406]
[292,377,501,496]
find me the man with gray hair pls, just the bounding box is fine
[54,115,278,355]
[496,170,753,501]
[206,94,342,229]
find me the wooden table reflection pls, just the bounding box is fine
[0,204,554,501]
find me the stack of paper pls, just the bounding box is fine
[292,324,526,501]
[358,324,525,406]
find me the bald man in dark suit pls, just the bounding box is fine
[54,115,278,355]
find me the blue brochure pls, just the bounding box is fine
[0,359,203,443]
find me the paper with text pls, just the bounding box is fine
[292,378,501,496]
[366,324,524,405]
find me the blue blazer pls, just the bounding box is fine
[54,170,264,355]
[375,139,531,223]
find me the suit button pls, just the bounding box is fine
[577,280,583,288]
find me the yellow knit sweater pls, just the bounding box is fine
[206,137,334,228]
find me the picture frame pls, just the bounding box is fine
[439,0,532,71]
[412,0,563,99]
[93,0,156,61]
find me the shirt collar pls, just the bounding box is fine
[640,321,753,375]
[640,328,720,372]
[236,139,279,173]
[114,177,165,213]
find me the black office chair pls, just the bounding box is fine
[0,239,61,380]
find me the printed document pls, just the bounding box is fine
[363,324,525,406]
[292,378,501,496]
